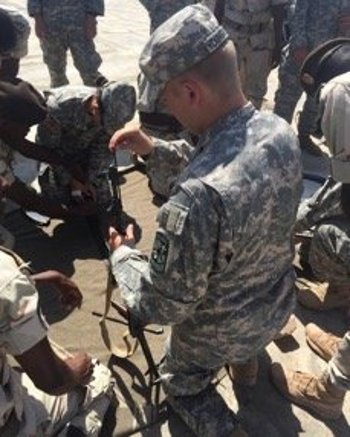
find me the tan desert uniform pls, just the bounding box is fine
[0,248,114,436]
[210,0,289,108]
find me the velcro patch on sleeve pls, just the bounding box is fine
[165,203,189,236]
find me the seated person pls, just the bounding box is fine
[0,246,114,435]
[292,39,350,313]
[271,37,350,421]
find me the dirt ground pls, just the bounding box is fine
[2,1,350,436]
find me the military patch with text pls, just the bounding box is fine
[150,230,170,274]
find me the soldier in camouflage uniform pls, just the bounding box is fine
[0,5,30,80]
[0,79,117,247]
[37,82,135,209]
[271,40,350,420]
[203,0,288,109]
[292,39,350,311]
[27,0,106,88]
[274,0,350,153]
[108,5,302,435]
[0,246,114,435]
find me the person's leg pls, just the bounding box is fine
[40,33,69,88]
[68,29,103,87]
[274,48,303,123]
[297,218,350,310]
[160,334,245,436]
[245,46,271,109]
[231,37,248,98]
[309,218,350,287]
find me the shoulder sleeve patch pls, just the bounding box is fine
[150,230,170,274]
[164,203,189,236]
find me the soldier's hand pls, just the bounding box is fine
[34,16,48,39]
[31,270,83,310]
[109,125,154,156]
[52,272,83,310]
[65,352,94,386]
[108,224,135,252]
[85,14,97,40]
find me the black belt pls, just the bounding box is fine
[225,20,269,34]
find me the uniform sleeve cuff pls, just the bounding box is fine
[110,245,140,265]
[6,309,48,356]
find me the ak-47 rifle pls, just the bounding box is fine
[93,154,162,391]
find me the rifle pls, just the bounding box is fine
[93,154,162,392]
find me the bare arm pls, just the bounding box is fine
[15,338,93,395]
[4,178,97,218]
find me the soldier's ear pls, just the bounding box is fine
[84,94,100,116]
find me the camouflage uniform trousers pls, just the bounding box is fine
[39,141,112,208]
[328,331,350,392]
[40,29,102,88]
[299,216,350,287]
[233,32,273,109]
[158,328,253,436]
[274,47,319,135]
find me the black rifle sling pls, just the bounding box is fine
[213,0,226,24]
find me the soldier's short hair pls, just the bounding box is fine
[138,4,229,112]
[0,9,17,56]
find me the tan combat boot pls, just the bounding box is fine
[296,277,350,311]
[305,323,342,362]
[228,357,259,387]
[270,363,345,419]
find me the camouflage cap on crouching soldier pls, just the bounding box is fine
[100,82,136,135]
[138,4,229,111]
[300,38,350,97]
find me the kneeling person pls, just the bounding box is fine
[0,246,114,435]
[36,82,136,209]
[108,5,302,436]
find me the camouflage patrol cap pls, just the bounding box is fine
[100,82,136,135]
[300,38,350,97]
[0,79,47,125]
[138,4,229,111]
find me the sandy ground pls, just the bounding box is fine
[2,1,350,436]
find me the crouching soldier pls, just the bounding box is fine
[0,79,105,248]
[36,82,136,212]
